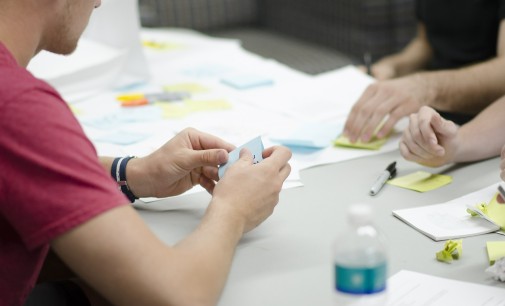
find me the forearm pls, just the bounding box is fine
[98,156,114,173]
[169,202,245,305]
[377,24,432,76]
[453,95,505,162]
[424,56,505,114]
[54,204,245,306]
[142,202,244,306]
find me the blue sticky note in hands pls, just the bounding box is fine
[218,136,264,179]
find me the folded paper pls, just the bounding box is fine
[436,240,462,263]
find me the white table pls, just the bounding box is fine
[137,149,505,305]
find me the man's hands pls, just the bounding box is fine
[210,146,292,233]
[127,128,235,198]
[399,106,460,167]
[344,74,433,143]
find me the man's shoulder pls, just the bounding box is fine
[0,63,60,105]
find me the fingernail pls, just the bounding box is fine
[218,150,227,163]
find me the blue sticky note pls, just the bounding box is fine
[221,74,274,90]
[270,122,343,149]
[218,136,264,179]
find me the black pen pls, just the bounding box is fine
[369,161,396,196]
[363,52,372,76]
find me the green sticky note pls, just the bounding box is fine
[333,134,389,150]
[387,171,452,192]
[487,241,505,265]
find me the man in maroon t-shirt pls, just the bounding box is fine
[0,1,292,305]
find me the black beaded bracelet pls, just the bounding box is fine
[111,156,138,203]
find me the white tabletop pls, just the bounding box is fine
[137,149,505,305]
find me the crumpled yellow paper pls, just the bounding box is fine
[436,240,462,263]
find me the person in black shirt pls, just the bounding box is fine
[343,0,505,144]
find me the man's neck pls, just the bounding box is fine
[0,4,43,67]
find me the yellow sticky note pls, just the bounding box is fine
[333,134,389,150]
[387,171,452,192]
[163,83,208,93]
[475,193,505,231]
[155,103,190,119]
[185,99,231,112]
[142,40,182,51]
[487,241,505,265]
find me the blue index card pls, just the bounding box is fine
[218,136,264,179]
[270,122,343,149]
[221,74,274,90]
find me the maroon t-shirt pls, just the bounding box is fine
[0,43,128,305]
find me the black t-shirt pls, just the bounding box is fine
[417,0,505,70]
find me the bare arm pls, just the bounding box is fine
[345,20,505,143]
[372,23,433,79]
[52,146,291,306]
[451,94,505,162]
[400,96,505,167]
[51,204,243,306]
[424,20,505,114]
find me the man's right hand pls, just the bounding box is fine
[399,106,459,167]
[211,146,292,233]
[343,74,432,143]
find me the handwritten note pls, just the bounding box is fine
[387,171,452,192]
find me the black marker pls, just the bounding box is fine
[369,161,396,196]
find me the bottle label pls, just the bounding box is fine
[334,262,387,295]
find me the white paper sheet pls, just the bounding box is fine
[387,270,505,305]
[392,183,501,241]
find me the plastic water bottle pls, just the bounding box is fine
[333,203,388,305]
